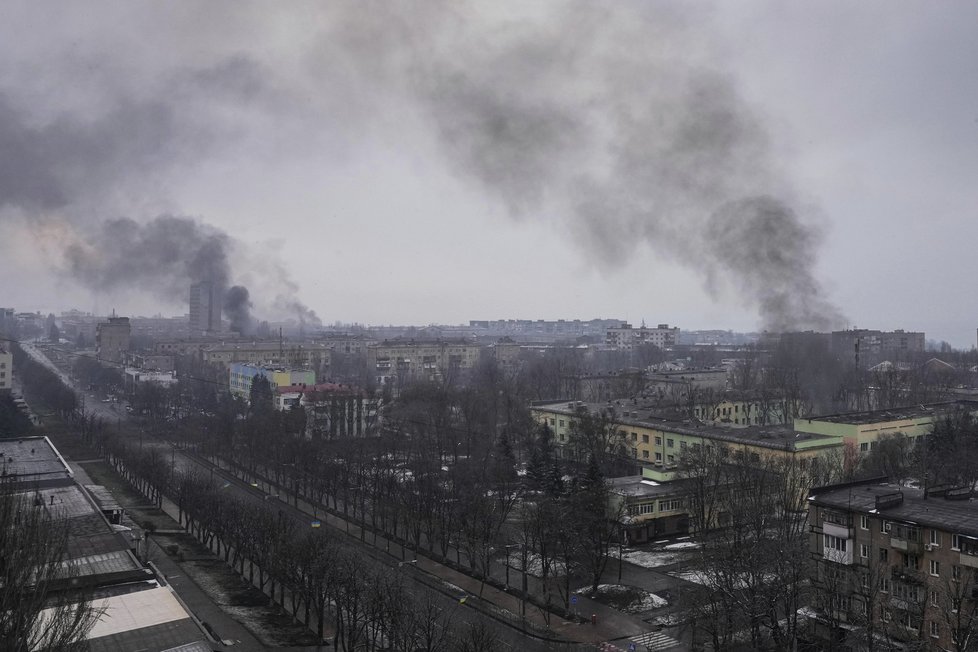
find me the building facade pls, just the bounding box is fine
[605,323,681,351]
[0,345,10,392]
[205,340,332,371]
[275,382,378,439]
[95,316,131,363]
[229,363,316,400]
[367,339,483,386]
[808,480,978,650]
[188,280,223,333]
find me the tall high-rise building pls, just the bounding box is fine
[189,282,223,333]
[95,316,131,363]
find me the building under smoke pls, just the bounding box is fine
[188,281,223,334]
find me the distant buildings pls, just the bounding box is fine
[605,323,680,351]
[188,280,223,333]
[367,339,482,386]
[95,316,130,363]
[205,340,332,372]
[831,328,925,365]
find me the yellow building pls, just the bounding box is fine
[531,401,843,482]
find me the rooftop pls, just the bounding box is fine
[802,400,978,425]
[811,481,978,537]
[0,436,73,485]
[533,401,838,451]
[608,476,691,499]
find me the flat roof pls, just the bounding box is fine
[533,402,838,451]
[608,476,690,498]
[803,400,978,425]
[0,436,72,483]
[811,483,978,537]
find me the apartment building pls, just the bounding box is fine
[808,480,978,650]
[95,316,131,363]
[204,340,332,371]
[367,339,482,385]
[605,323,680,351]
[0,345,11,392]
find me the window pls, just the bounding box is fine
[825,535,847,552]
[860,442,869,452]
[880,606,891,622]
[860,544,869,558]
[860,515,869,530]
[655,452,662,462]
[879,576,890,593]
[930,560,940,577]
[905,554,920,571]
[631,432,637,441]
[861,572,870,588]
[953,565,961,582]
[632,448,638,458]
[952,534,962,550]
[931,591,940,607]
[655,436,662,446]
[642,450,649,459]
[559,419,565,427]
[642,434,650,444]
[660,499,683,512]
[680,441,687,450]
[667,454,675,464]
[667,438,674,448]
[639,503,654,515]
[930,530,941,546]
[549,418,555,426]
[881,520,890,534]
[930,621,940,639]
[879,548,889,563]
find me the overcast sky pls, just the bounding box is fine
[1,2,976,346]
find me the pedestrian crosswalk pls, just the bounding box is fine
[628,629,681,650]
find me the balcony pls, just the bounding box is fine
[823,521,852,539]
[890,537,923,555]
[823,545,854,565]
[960,552,978,569]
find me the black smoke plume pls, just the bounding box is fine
[224,285,255,335]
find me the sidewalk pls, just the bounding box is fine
[67,459,283,652]
[203,453,668,649]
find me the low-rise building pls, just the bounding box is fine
[807,479,978,650]
[229,363,316,400]
[123,368,179,395]
[609,471,693,543]
[275,382,379,438]
[0,436,210,650]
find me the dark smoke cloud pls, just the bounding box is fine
[63,215,232,298]
[224,285,255,335]
[1,3,842,331]
[314,2,842,330]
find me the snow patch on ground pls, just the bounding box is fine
[663,541,701,550]
[576,584,668,614]
[620,549,683,568]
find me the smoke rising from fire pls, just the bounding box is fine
[0,2,842,331]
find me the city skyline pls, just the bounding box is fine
[1,3,977,346]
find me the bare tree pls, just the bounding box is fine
[0,480,103,651]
